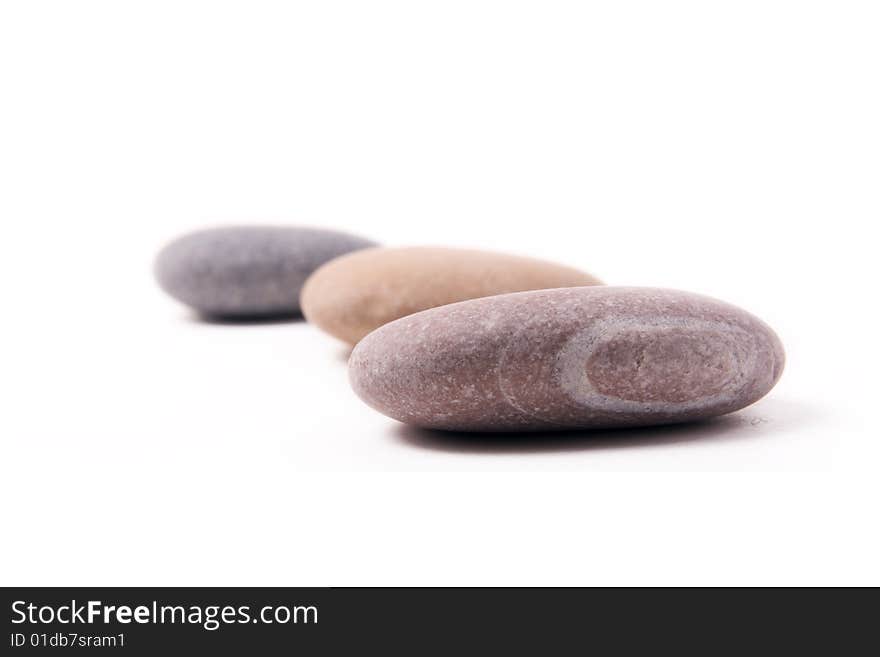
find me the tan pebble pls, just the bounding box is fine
[301,246,602,344]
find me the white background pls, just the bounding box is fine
[1,1,877,585]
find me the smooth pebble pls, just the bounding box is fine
[301,246,601,344]
[349,287,785,432]
[155,226,376,318]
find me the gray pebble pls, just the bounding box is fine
[155,226,377,318]
[349,287,785,432]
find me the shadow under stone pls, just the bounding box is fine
[393,397,817,454]
[188,311,304,325]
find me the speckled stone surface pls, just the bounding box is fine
[349,287,785,432]
[300,246,602,344]
[155,226,377,318]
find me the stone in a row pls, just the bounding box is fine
[155,226,376,318]
[350,286,785,431]
[301,246,601,344]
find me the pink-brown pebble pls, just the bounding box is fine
[300,246,601,345]
[349,287,785,432]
